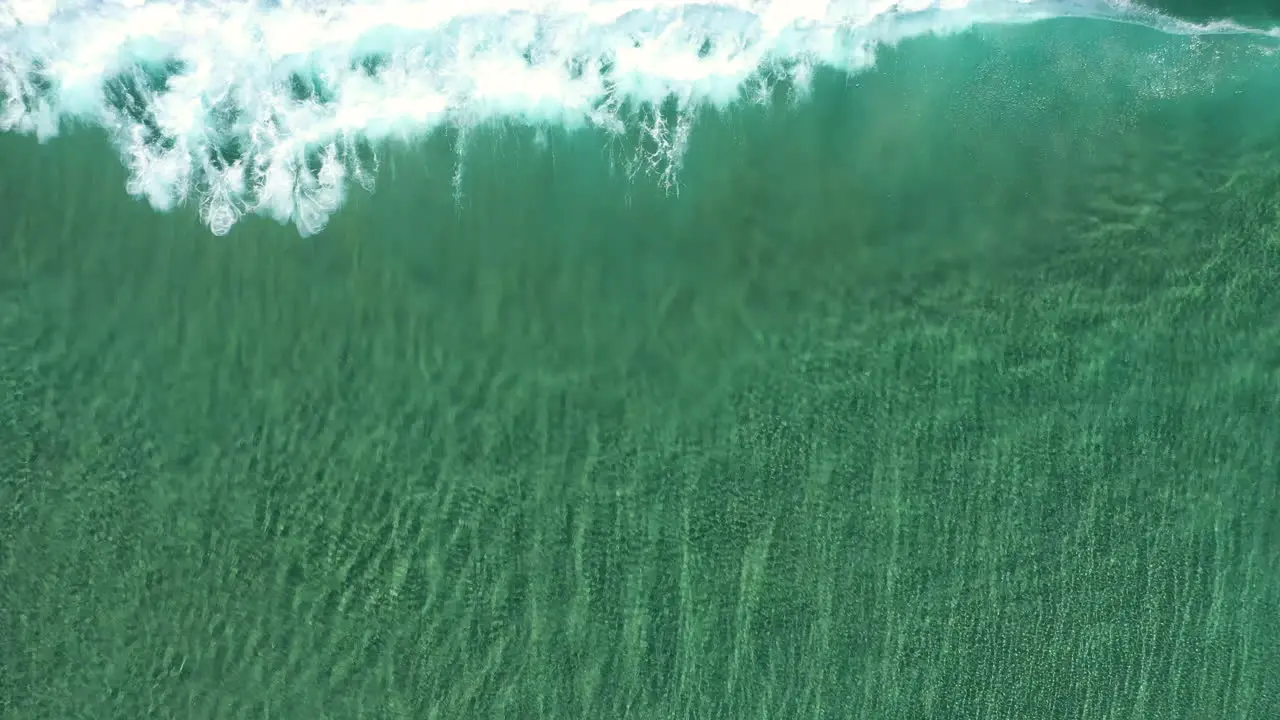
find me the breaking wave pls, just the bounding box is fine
[0,0,1275,236]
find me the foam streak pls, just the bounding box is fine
[0,0,1271,235]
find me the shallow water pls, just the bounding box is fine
[2,5,1279,720]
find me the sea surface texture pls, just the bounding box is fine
[2,1,1279,718]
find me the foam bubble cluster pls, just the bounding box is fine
[0,0,1254,236]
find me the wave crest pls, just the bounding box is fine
[0,0,1270,236]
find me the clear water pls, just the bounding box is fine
[1,1,1278,718]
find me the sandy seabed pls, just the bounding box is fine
[1,18,1278,720]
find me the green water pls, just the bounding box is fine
[2,18,1279,720]
[1147,0,1277,23]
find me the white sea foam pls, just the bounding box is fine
[0,0,1270,235]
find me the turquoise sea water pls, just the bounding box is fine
[3,2,1280,719]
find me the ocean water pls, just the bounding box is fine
[2,1,1280,719]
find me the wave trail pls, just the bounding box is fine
[0,0,1274,236]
